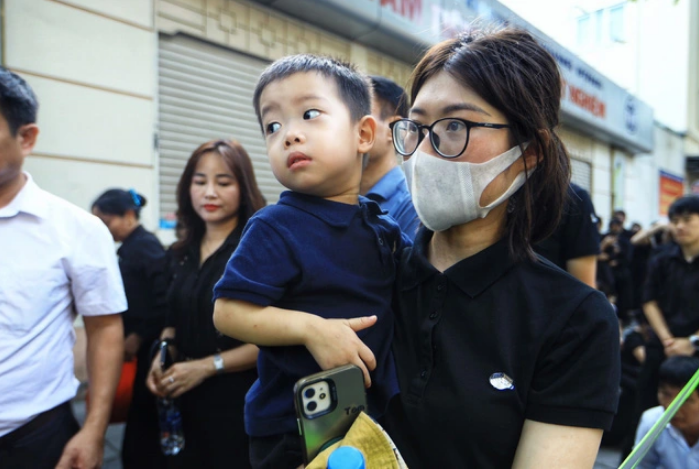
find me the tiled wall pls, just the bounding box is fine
[4,0,158,229]
[156,0,413,87]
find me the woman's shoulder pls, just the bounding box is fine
[515,255,616,327]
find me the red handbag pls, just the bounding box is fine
[85,359,137,424]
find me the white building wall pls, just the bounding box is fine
[623,126,686,227]
[591,140,613,225]
[4,0,158,230]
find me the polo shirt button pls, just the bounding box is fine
[429,311,438,319]
[378,237,384,245]
[437,284,444,292]
[420,370,428,379]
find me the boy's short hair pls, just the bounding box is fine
[252,54,370,128]
[0,67,38,136]
[368,75,408,120]
[659,356,699,390]
[669,195,699,218]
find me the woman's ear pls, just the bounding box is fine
[522,143,540,169]
[357,115,377,155]
[522,129,551,168]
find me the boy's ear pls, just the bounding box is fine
[356,115,376,155]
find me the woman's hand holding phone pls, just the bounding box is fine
[303,315,378,388]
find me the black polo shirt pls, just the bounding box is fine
[384,229,620,468]
[534,183,600,268]
[643,243,699,338]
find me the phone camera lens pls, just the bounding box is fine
[306,401,317,412]
[319,393,326,400]
[304,388,315,399]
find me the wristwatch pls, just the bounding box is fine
[213,354,225,374]
[690,335,699,352]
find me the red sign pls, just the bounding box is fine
[380,0,422,22]
[659,170,684,216]
[562,79,606,119]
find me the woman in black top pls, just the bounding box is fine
[146,140,266,468]
[375,27,621,467]
[92,189,169,469]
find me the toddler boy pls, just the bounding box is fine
[212,55,408,469]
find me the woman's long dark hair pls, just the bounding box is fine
[171,140,266,256]
[410,26,571,261]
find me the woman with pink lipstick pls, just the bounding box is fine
[146,140,266,468]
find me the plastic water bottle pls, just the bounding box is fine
[157,339,185,455]
[157,397,185,455]
[327,446,365,469]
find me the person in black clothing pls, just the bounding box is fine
[638,196,699,413]
[92,188,169,469]
[613,209,635,241]
[146,140,266,468]
[371,27,619,467]
[534,183,600,287]
[629,222,652,312]
[602,218,634,320]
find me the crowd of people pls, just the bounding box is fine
[1,22,698,469]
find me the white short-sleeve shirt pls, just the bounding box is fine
[0,173,127,437]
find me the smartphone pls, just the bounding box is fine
[293,364,367,464]
[159,339,174,371]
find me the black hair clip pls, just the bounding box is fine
[128,188,141,207]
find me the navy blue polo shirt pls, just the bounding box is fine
[213,191,408,437]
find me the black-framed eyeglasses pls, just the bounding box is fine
[389,117,510,159]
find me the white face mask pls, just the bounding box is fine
[403,144,534,232]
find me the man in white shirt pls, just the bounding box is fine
[0,68,127,468]
[634,356,699,469]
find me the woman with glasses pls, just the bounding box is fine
[146,140,266,468]
[375,28,621,467]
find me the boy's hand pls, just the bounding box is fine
[304,316,378,388]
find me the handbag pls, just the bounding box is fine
[85,358,137,424]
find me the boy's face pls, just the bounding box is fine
[258,72,375,200]
[658,384,699,432]
[670,212,699,248]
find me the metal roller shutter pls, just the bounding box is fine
[571,158,593,193]
[158,34,282,224]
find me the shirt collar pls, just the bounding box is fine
[118,225,146,254]
[668,242,699,263]
[365,167,405,202]
[401,227,516,298]
[278,191,380,228]
[0,172,49,219]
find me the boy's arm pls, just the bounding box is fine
[213,298,377,387]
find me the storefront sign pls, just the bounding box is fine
[659,170,685,216]
[253,0,653,154]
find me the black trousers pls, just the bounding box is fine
[620,343,665,460]
[122,344,167,469]
[170,370,256,469]
[0,401,79,469]
[249,432,303,469]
